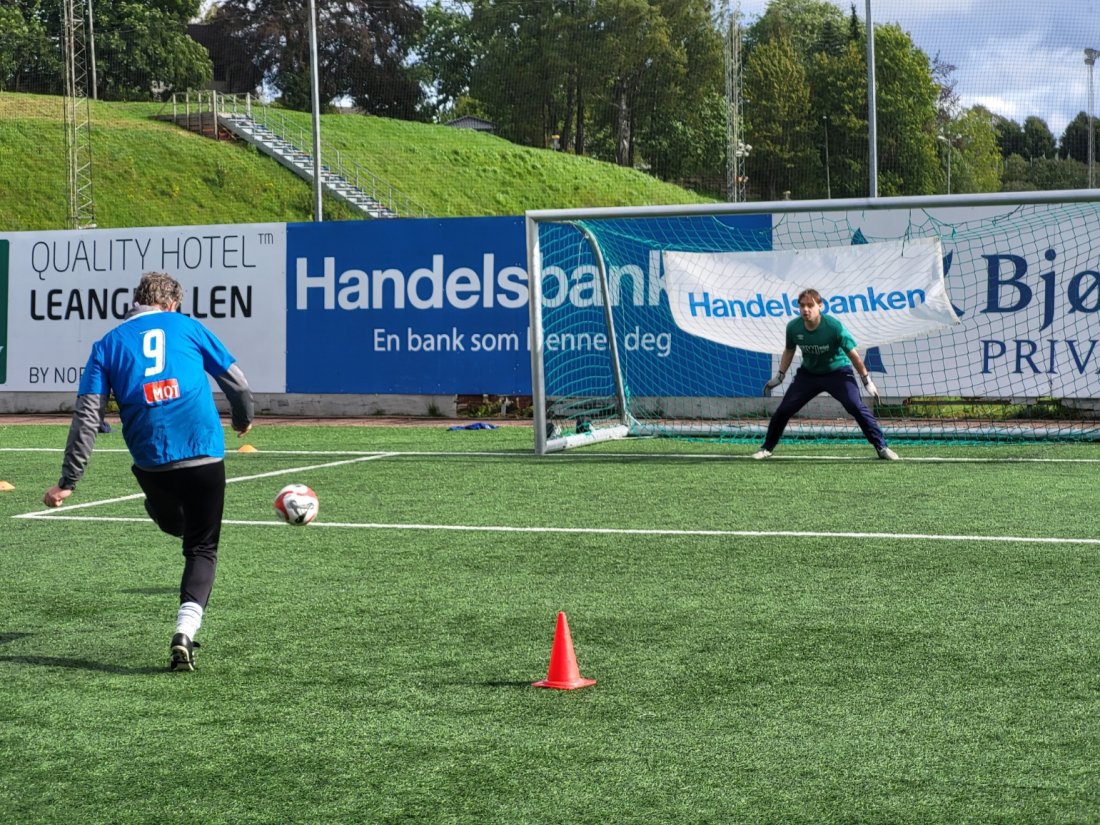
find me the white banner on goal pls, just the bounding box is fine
[663,238,959,353]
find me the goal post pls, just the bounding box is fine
[527,191,1100,454]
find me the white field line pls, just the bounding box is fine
[13,454,395,520]
[10,449,1100,545]
[9,514,1100,546]
[6,446,1100,463]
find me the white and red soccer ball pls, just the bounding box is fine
[274,483,319,526]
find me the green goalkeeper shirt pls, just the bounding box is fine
[786,314,857,374]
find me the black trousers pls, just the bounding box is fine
[132,461,226,609]
[763,366,887,452]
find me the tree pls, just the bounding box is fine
[745,0,846,61]
[993,116,1025,160]
[943,106,1002,193]
[212,0,424,115]
[871,23,940,196]
[744,33,816,199]
[415,1,477,118]
[0,1,60,93]
[930,51,959,132]
[630,0,723,179]
[582,0,682,167]
[809,42,867,198]
[1060,111,1094,164]
[94,1,212,100]
[1001,155,1038,192]
[1029,156,1086,190]
[1022,116,1056,160]
[454,0,566,147]
[439,0,722,176]
[744,0,848,199]
[745,3,941,198]
[1002,151,1087,192]
[0,0,211,100]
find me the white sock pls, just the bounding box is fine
[175,601,204,640]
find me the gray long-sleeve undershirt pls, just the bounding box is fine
[58,362,254,490]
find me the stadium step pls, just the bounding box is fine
[162,92,405,219]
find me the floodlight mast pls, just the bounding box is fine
[61,0,96,229]
[308,0,323,221]
[1086,48,1099,189]
[865,0,878,197]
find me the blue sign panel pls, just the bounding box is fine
[286,213,775,396]
[286,217,530,393]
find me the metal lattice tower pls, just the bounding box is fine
[61,0,96,228]
[723,3,747,203]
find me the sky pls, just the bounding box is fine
[736,0,1100,136]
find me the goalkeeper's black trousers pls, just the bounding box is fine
[762,366,887,452]
[132,461,226,609]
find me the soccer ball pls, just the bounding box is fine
[274,483,319,526]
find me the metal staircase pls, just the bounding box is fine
[162,92,428,219]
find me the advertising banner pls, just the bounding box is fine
[0,240,8,385]
[3,200,1098,402]
[0,224,287,392]
[663,238,959,352]
[285,217,530,393]
[785,205,1100,399]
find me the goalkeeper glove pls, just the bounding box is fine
[763,371,785,396]
[861,373,880,400]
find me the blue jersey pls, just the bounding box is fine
[78,309,237,468]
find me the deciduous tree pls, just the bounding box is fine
[212,0,424,115]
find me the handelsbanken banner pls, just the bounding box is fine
[662,238,960,353]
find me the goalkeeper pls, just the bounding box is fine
[753,288,898,460]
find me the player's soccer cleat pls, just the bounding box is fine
[752,449,772,460]
[877,447,900,461]
[169,633,199,671]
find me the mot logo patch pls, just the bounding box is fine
[143,378,181,403]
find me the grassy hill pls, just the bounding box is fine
[0,93,712,231]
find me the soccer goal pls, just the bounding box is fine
[526,192,1100,454]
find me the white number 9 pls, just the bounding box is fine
[143,329,165,376]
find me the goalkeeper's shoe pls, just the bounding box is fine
[877,447,900,461]
[752,449,772,460]
[169,633,199,671]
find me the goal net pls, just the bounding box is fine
[526,193,1100,453]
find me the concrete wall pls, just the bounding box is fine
[0,392,459,418]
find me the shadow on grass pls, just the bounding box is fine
[0,654,166,675]
[120,587,177,596]
[1,631,167,674]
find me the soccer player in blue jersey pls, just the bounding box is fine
[753,288,899,461]
[43,272,255,671]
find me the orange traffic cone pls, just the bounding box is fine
[532,611,596,690]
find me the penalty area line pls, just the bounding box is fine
[11,514,1100,546]
[12,454,395,520]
